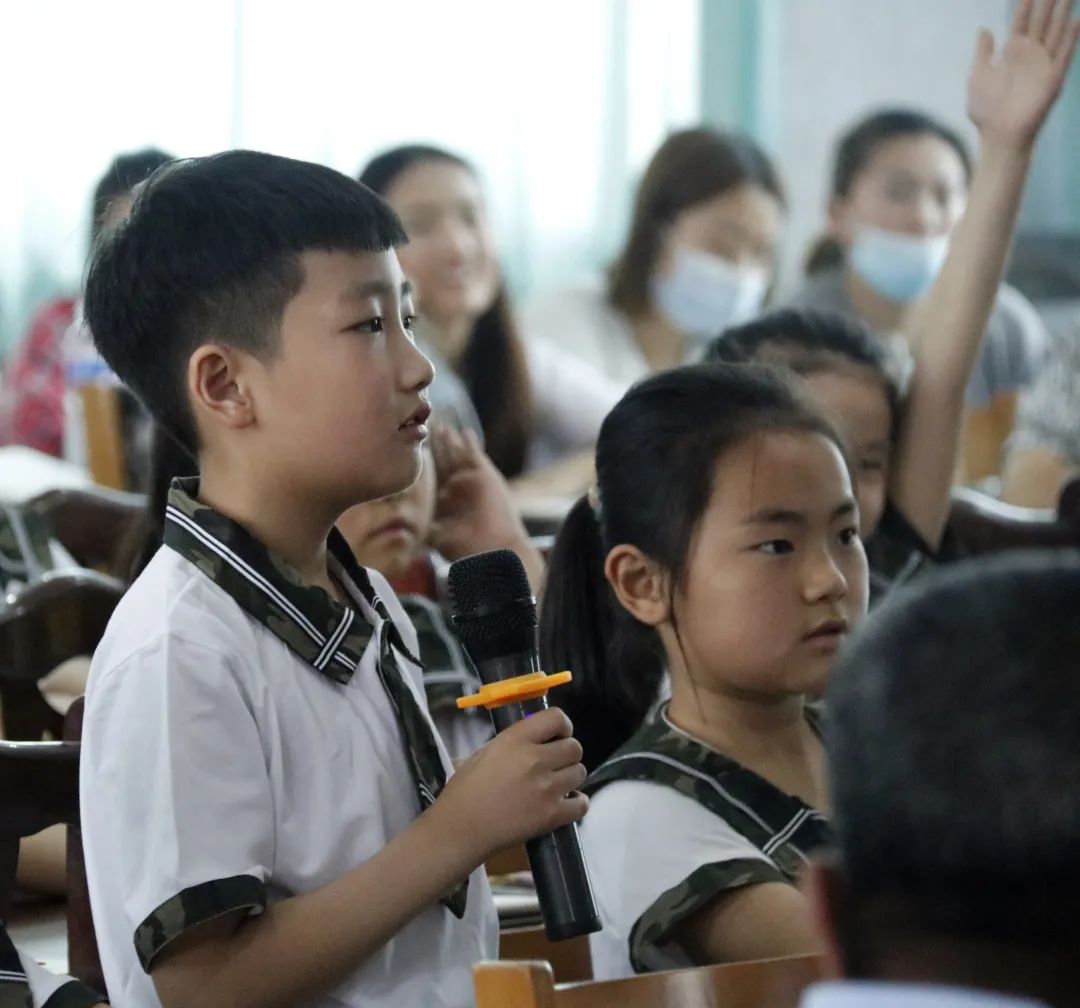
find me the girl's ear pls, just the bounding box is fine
[604,544,670,627]
[827,196,855,246]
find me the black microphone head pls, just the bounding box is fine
[447,549,537,663]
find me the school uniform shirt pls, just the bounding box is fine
[80,479,497,1008]
[0,923,103,1007]
[802,981,1049,1008]
[580,705,828,979]
[787,269,1048,409]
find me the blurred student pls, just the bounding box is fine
[542,363,866,976]
[79,151,587,1007]
[809,548,1080,1008]
[360,146,621,483]
[715,0,1077,598]
[523,128,784,385]
[1,149,172,459]
[791,106,1048,484]
[1001,330,1080,505]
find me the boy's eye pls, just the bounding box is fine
[403,314,418,331]
[350,317,384,333]
[756,539,794,556]
[839,526,861,546]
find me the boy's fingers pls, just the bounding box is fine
[1046,0,1073,53]
[512,706,574,743]
[537,735,584,772]
[974,27,995,69]
[551,762,589,797]
[555,791,590,827]
[1033,0,1057,42]
[1055,18,1080,68]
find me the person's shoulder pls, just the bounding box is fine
[521,280,627,336]
[90,546,260,688]
[784,269,849,313]
[990,283,1050,345]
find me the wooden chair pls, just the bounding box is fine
[79,385,127,492]
[0,571,124,740]
[27,485,145,575]
[947,477,1080,555]
[474,954,825,1008]
[500,929,593,984]
[64,696,105,995]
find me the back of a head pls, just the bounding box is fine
[540,362,842,769]
[805,108,972,277]
[827,551,1080,965]
[91,148,174,243]
[85,150,405,454]
[610,128,784,316]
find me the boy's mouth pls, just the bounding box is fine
[399,403,432,435]
[802,618,849,650]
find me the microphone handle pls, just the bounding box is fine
[477,654,601,941]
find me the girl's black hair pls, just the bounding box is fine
[91,148,174,244]
[359,145,535,477]
[708,308,912,442]
[806,108,973,276]
[118,425,197,583]
[539,362,845,770]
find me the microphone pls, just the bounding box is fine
[448,549,601,941]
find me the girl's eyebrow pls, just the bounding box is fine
[743,498,858,526]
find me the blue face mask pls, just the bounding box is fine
[849,225,949,304]
[650,246,768,341]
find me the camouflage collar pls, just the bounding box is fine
[163,477,417,686]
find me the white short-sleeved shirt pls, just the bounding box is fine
[582,780,774,980]
[1,927,102,1007]
[80,484,497,1008]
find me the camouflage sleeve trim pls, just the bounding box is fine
[41,979,108,1007]
[628,857,788,974]
[134,874,267,973]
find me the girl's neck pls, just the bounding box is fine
[844,269,907,332]
[629,308,689,372]
[666,683,826,809]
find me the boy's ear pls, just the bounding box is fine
[604,544,670,627]
[804,858,848,980]
[188,345,256,432]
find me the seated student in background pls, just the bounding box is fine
[1001,328,1080,505]
[0,149,172,459]
[1,920,105,1007]
[359,145,621,489]
[789,102,1049,486]
[79,151,588,1008]
[714,3,1077,600]
[807,549,1080,1008]
[522,128,784,385]
[126,423,541,761]
[542,362,869,977]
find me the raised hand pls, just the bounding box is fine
[968,0,1080,146]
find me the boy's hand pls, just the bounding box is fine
[968,0,1080,148]
[432,707,588,863]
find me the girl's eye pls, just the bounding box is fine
[756,539,794,556]
[351,317,385,333]
[839,526,861,546]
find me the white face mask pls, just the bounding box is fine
[650,246,769,341]
[849,225,950,304]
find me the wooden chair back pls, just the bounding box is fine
[474,954,825,1008]
[27,485,145,575]
[948,478,1080,555]
[64,696,105,994]
[0,572,123,739]
[79,385,127,491]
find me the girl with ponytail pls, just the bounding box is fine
[540,362,869,977]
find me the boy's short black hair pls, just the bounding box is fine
[827,550,1080,946]
[85,150,407,452]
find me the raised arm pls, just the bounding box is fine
[891,0,1080,545]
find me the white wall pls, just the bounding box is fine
[767,0,1014,296]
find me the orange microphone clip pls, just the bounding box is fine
[456,671,573,711]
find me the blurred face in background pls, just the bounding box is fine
[385,159,501,341]
[830,134,968,244]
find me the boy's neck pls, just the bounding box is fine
[197,458,339,594]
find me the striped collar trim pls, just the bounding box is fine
[163,477,416,684]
